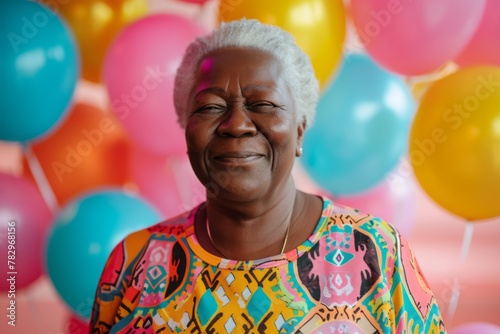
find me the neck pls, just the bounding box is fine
[204,179,298,260]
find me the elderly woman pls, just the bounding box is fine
[90,19,445,333]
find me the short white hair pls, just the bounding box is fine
[173,19,319,129]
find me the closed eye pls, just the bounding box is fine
[246,101,282,113]
[194,104,227,114]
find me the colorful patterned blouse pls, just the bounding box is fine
[90,197,446,333]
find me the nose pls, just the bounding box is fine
[216,103,257,137]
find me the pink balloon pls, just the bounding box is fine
[350,0,486,75]
[451,322,500,334]
[0,173,52,290]
[104,14,207,156]
[67,313,89,334]
[129,148,205,219]
[454,0,500,67]
[334,175,415,238]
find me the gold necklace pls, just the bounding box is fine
[206,214,292,259]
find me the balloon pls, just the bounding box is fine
[218,0,345,89]
[45,189,161,319]
[301,53,415,195]
[67,314,89,334]
[350,0,486,75]
[406,63,459,101]
[451,322,500,334]
[130,148,205,219]
[0,173,52,291]
[27,103,131,206]
[180,0,211,3]
[334,167,416,238]
[409,66,500,220]
[454,0,500,67]
[0,0,79,142]
[51,0,147,83]
[104,14,207,156]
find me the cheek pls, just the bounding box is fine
[259,113,295,138]
[186,136,209,185]
[266,122,298,155]
[185,121,210,152]
[185,128,208,173]
[267,116,293,133]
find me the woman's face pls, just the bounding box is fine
[185,47,305,202]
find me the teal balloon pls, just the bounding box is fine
[301,53,415,195]
[0,0,79,142]
[45,189,160,320]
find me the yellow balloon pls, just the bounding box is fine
[52,0,148,83]
[409,66,500,221]
[218,0,345,89]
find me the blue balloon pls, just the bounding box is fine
[0,0,79,142]
[301,53,415,195]
[45,189,161,319]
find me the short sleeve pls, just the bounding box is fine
[89,229,151,334]
[390,230,446,333]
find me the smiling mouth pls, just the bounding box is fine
[214,151,264,163]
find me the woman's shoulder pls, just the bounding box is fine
[321,196,400,246]
[147,210,196,235]
[120,204,200,250]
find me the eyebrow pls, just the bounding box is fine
[194,86,225,98]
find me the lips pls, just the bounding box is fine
[213,151,264,163]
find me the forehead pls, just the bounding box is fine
[195,47,284,85]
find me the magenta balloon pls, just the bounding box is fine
[130,149,205,219]
[0,173,52,290]
[104,14,206,156]
[334,175,415,238]
[454,0,500,67]
[350,0,487,75]
[451,322,500,334]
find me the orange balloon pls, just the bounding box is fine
[409,66,500,221]
[47,0,148,83]
[218,0,345,89]
[27,103,131,205]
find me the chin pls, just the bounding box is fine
[206,182,268,203]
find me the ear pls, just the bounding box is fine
[295,118,306,157]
